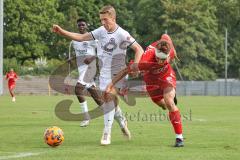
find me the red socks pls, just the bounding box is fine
[169,110,182,135]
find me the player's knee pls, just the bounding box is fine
[154,100,166,110]
[75,83,85,95]
[164,97,176,111]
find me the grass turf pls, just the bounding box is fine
[0,95,239,160]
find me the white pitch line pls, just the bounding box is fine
[194,118,207,122]
[0,152,41,160]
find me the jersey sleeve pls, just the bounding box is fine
[137,49,155,71]
[14,73,18,79]
[5,73,9,79]
[89,40,98,50]
[90,26,103,40]
[119,30,136,49]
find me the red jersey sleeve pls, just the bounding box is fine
[14,72,18,79]
[138,49,156,71]
[6,73,8,79]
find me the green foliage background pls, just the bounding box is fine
[3,0,240,80]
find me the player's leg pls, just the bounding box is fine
[163,87,184,147]
[87,85,104,106]
[155,94,177,110]
[145,83,166,110]
[113,90,131,140]
[75,82,90,127]
[154,99,167,110]
[99,78,115,145]
[101,93,115,145]
[8,83,16,102]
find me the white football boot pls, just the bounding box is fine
[120,120,131,140]
[100,132,111,145]
[115,114,131,140]
[12,97,16,102]
[80,120,89,127]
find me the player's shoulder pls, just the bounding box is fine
[142,47,155,59]
[72,40,81,45]
[146,43,156,52]
[92,26,105,33]
[117,26,130,35]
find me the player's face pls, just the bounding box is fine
[155,57,165,66]
[77,21,87,34]
[100,14,116,32]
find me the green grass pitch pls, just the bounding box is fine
[0,95,239,160]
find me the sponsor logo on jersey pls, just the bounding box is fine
[103,38,117,53]
[82,42,88,48]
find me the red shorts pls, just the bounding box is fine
[8,82,16,90]
[144,70,176,103]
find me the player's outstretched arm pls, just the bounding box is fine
[52,24,93,42]
[130,42,144,72]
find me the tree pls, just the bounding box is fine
[56,0,136,61]
[4,0,64,64]
[134,0,223,80]
[215,0,240,78]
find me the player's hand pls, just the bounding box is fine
[84,56,96,64]
[128,71,139,78]
[105,82,114,95]
[129,62,139,72]
[52,24,63,34]
[128,61,139,78]
[104,83,115,102]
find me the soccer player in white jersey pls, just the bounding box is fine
[53,5,144,145]
[72,18,104,127]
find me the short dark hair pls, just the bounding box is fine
[77,18,87,24]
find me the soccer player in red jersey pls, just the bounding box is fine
[5,68,18,102]
[105,34,184,147]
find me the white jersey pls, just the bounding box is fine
[91,26,135,80]
[72,40,97,87]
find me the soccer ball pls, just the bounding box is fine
[44,126,64,147]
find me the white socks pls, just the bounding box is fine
[176,134,183,139]
[103,101,115,134]
[80,101,88,113]
[114,106,126,128]
[80,101,89,120]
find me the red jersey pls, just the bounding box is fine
[6,71,18,84]
[128,34,177,102]
[138,48,175,83]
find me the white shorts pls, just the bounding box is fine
[77,60,96,88]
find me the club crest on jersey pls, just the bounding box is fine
[103,38,117,52]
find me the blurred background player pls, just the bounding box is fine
[5,68,18,102]
[106,34,184,147]
[52,5,143,145]
[71,18,104,127]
